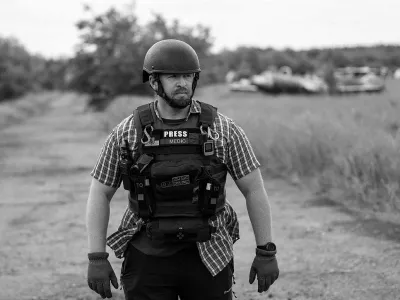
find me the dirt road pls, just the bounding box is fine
[0,94,399,300]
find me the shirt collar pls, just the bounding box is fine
[154,99,201,121]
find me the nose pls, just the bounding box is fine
[176,75,186,86]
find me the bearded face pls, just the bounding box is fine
[156,74,195,108]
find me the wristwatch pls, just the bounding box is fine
[257,242,276,251]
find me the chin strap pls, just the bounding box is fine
[153,73,168,100]
[192,73,199,98]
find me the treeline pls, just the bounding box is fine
[1,5,400,104]
[0,37,68,102]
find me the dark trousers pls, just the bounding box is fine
[120,244,234,300]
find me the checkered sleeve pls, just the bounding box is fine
[90,128,122,188]
[226,119,261,181]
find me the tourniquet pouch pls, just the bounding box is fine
[150,160,202,217]
[146,217,213,243]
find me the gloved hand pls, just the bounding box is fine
[249,248,279,293]
[87,252,119,299]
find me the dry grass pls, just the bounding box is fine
[99,79,400,213]
[0,91,63,128]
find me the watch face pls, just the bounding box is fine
[265,242,276,251]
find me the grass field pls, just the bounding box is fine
[100,79,400,214]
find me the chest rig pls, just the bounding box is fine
[120,101,228,243]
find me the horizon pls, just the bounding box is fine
[1,0,400,59]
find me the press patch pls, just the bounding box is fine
[160,131,201,145]
[163,130,188,138]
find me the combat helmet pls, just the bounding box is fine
[142,39,201,83]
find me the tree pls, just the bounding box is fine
[70,5,214,109]
[0,37,33,101]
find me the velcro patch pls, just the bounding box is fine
[160,132,201,145]
[143,129,203,147]
[172,175,190,186]
[160,175,190,188]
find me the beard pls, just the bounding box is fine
[166,89,193,108]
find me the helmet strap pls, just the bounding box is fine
[151,74,176,107]
[191,73,199,98]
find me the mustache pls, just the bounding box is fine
[174,88,188,94]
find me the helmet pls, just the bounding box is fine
[142,39,201,83]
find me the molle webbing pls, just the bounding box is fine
[143,145,203,155]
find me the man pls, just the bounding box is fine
[86,39,279,300]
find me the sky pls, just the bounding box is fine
[1,0,399,58]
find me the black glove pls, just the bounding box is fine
[249,248,279,293]
[87,252,119,299]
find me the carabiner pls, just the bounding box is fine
[141,125,154,145]
[207,127,219,141]
[200,125,208,136]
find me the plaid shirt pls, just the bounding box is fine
[91,99,260,276]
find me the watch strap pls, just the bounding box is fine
[256,247,277,257]
[88,252,109,261]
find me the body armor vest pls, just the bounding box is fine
[120,101,228,243]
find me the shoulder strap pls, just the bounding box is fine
[133,102,155,135]
[137,103,154,127]
[198,101,217,129]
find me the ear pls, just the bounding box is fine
[149,75,158,90]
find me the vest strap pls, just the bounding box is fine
[137,103,154,127]
[198,102,217,128]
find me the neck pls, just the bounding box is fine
[156,97,191,120]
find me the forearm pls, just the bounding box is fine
[86,189,111,253]
[245,186,273,246]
